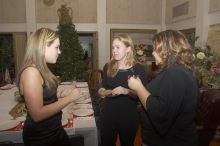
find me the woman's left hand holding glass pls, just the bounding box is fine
[112,86,129,95]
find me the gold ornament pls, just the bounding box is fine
[43,0,55,6]
[57,4,73,25]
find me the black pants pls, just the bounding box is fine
[100,109,139,146]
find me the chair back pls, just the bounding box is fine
[88,69,103,95]
[196,89,220,146]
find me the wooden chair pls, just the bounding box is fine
[88,69,103,96]
[87,70,103,146]
[196,89,220,146]
[87,69,104,117]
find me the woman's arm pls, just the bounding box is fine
[20,67,80,122]
[126,63,149,99]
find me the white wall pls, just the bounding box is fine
[1,0,219,69]
[166,0,220,46]
[0,0,163,69]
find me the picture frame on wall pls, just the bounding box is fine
[110,29,157,65]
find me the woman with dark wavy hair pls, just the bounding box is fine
[128,30,198,146]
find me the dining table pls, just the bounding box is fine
[0,82,98,146]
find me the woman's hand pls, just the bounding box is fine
[128,76,143,91]
[128,76,150,108]
[66,88,81,102]
[98,88,106,96]
[112,86,128,95]
[57,85,75,98]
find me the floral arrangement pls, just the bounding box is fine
[134,44,153,64]
[194,45,220,88]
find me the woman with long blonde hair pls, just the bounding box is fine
[98,34,148,146]
[17,28,81,146]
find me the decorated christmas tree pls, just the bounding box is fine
[55,4,87,81]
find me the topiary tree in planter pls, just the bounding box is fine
[53,4,87,81]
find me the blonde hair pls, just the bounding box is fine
[17,28,59,90]
[107,34,136,77]
[153,30,195,72]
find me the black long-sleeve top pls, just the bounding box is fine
[102,63,148,110]
[142,64,198,146]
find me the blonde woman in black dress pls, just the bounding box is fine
[17,28,81,146]
[98,34,148,146]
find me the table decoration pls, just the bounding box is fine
[9,103,26,120]
[14,91,24,103]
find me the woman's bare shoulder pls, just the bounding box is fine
[20,67,43,84]
[19,67,43,95]
[22,67,40,76]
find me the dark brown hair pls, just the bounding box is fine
[153,30,195,72]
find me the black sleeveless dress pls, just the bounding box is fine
[22,85,70,146]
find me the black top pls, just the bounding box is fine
[102,63,148,110]
[141,64,198,146]
[23,85,62,140]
